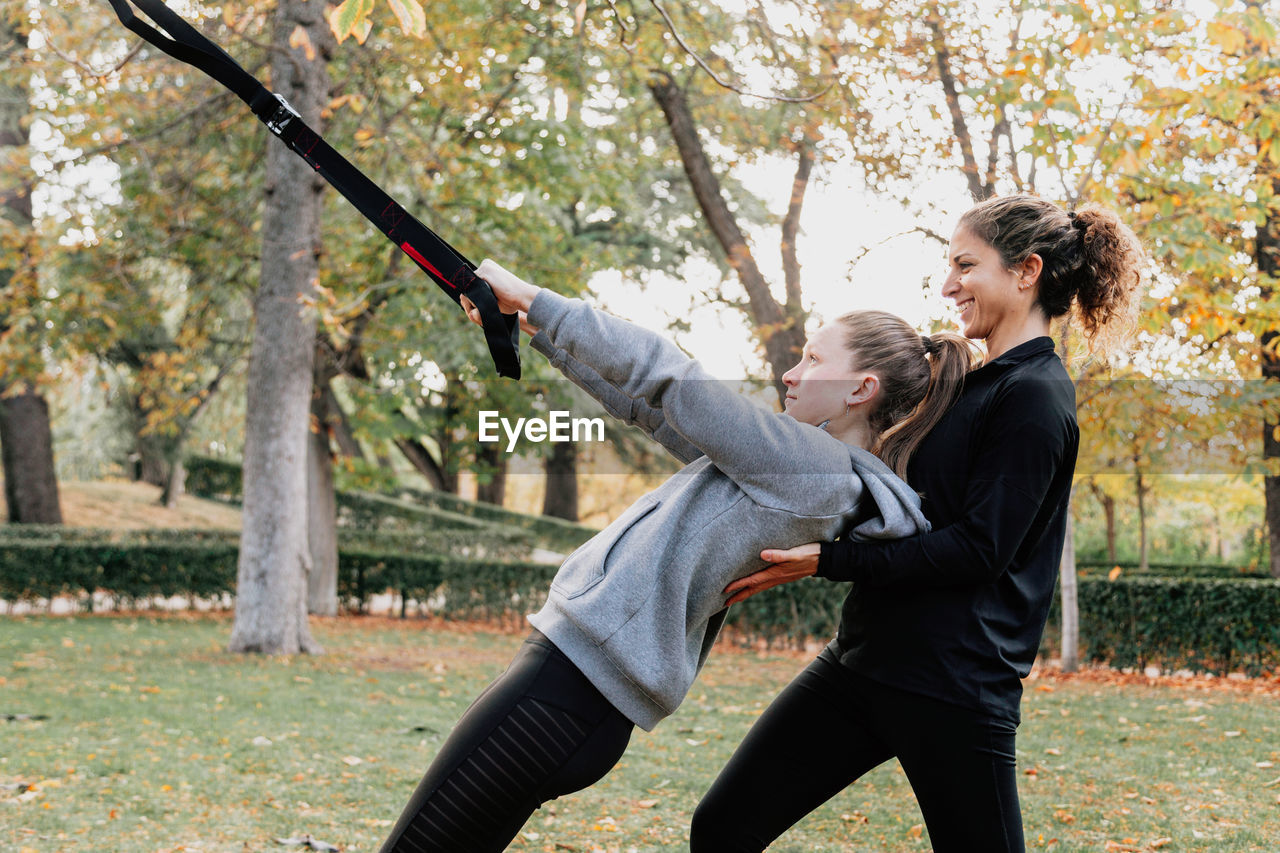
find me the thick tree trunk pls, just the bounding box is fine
[161,457,186,508]
[0,390,62,524]
[475,444,508,506]
[648,73,806,404]
[542,440,579,521]
[1058,490,1078,672]
[229,0,329,655]
[131,400,186,506]
[0,19,60,525]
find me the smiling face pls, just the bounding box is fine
[942,226,1029,343]
[781,324,867,428]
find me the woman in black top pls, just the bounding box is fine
[691,195,1147,852]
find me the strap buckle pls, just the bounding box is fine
[264,93,300,137]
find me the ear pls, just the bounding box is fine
[1018,253,1044,291]
[847,374,880,408]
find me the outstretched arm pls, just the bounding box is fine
[463,260,700,463]
[529,330,702,464]
[466,261,857,517]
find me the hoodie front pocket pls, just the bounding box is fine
[550,497,661,600]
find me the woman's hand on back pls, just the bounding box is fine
[723,543,822,606]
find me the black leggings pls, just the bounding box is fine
[691,651,1022,853]
[379,632,634,853]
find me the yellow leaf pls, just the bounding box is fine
[352,17,373,45]
[386,0,426,38]
[1067,33,1093,55]
[1206,21,1247,54]
[288,25,317,61]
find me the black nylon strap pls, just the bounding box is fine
[106,0,521,379]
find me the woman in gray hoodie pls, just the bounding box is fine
[379,259,976,853]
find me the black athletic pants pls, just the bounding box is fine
[380,631,634,853]
[691,650,1023,852]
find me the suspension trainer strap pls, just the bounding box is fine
[105,0,521,379]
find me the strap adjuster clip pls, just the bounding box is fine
[265,93,300,136]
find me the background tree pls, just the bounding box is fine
[227,0,332,654]
[0,4,62,524]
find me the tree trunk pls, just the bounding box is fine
[0,390,62,524]
[1259,320,1280,578]
[228,0,330,655]
[0,19,60,525]
[648,73,806,404]
[306,343,341,617]
[1089,481,1117,564]
[542,440,579,521]
[1250,62,1280,575]
[475,444,507,506]
[321,382,364,460]
[1103,492,1116,564]
[1135,465,1149,572]
[395,436,449,490]
[161,456,186,508]
[1058,490,1078,673]
[307,403,338,616]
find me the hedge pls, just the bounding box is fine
[1075,560,1270,579]
[0,538,554,622]
[1074,576,1280,675]
[3,534,1276,675]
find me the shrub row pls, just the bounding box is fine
[1075,560,1270,579]
[0,539,555,622]
[1073,576,1280,675]
[4,537,1275,675]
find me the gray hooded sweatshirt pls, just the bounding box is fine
[525,290,930,731]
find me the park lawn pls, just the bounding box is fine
[2,615,1277,853]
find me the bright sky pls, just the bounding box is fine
[593,155,973,379]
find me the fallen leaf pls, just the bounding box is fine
[906,823,923,839]
[274,835,339,852]
[636,799,658,809]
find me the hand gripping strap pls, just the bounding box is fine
[105,0,520,379]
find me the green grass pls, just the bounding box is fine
[2,615,1277,852]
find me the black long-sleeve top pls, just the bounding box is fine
[817,336,1078,723]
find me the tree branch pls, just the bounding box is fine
[648,0,829,103]
[926,15,988,201]
[780,142,813,314]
